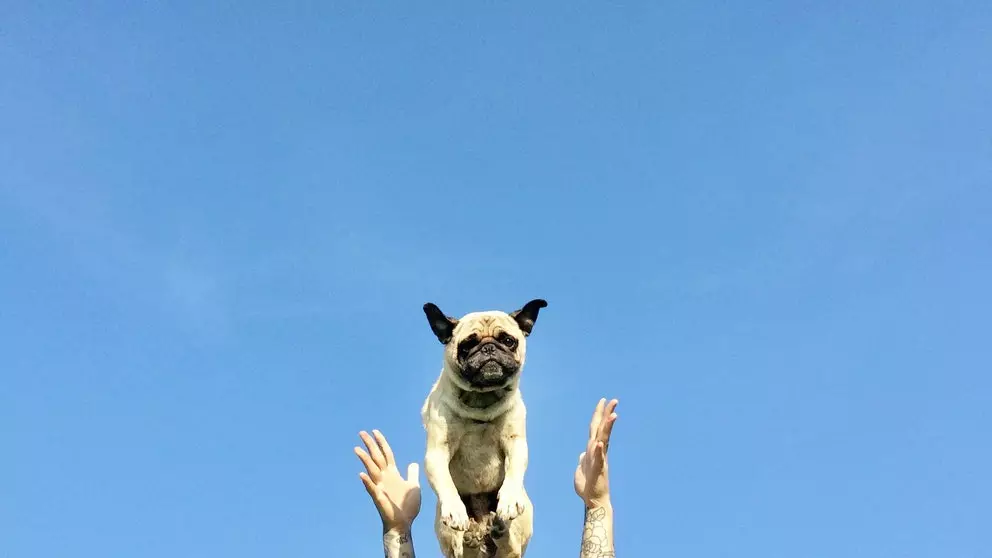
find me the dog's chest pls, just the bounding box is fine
[450,422,505,494]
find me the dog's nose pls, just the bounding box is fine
[481,343,496,355]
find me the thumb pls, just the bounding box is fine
[577,452,586,466]
[406,462,420,486]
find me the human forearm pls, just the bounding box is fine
[580,500,615,558]
[383,527,416,558]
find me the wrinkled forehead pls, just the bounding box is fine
[454,311,520,338]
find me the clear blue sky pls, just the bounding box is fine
[2,2,990,557]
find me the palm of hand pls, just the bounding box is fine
[376,464,422,528]
[574,439,609,503]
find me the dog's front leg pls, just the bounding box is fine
[425,426,469,531]
[496,432,529,521]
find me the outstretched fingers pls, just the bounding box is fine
[372,429,395,466]
[359,471,392,510]
[359,431,388,469]
[354,445,381,480]
[589,441,606,477]
[589,398,606,439]
[598,400,618,448]
[604,398,618,420]
[359,471,378,496]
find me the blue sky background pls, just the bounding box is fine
[2,1,990,557]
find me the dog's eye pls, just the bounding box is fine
[499,334,517,348]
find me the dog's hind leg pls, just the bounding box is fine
[434,502,465,558]
[492,489,532,558]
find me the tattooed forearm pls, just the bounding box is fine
[580,505,615,558]
[383,528,415,558]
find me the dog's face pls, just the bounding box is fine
[423,299,547,392]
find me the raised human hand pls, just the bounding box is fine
[354,429,422,532]
[574,398,618,508]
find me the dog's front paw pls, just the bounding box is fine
[496,486,526,521]
[440,498,470,530]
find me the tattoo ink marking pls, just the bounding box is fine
[580,507,615,558]
[383,529,415,558]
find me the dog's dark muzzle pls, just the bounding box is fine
[460,342,520,388]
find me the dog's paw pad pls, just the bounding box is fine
[490,516,508,540]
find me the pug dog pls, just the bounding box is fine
[420,299,547,558]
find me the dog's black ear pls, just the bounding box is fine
[423,303,458,344]
[509,299,547,336]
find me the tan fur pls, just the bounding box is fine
[422,310,534,558]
